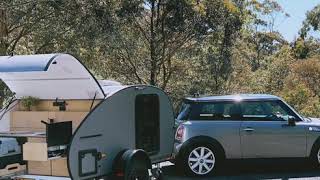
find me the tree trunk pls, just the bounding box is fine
[149,0,157,86]
[0,8,7,108]
[0,8,8,55]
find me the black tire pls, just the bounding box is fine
[310,142,320,168]
[112,149,151,180]
[179,142,221,176]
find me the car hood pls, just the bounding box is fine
[304,117,320,125]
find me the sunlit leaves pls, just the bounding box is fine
[300,5,320,38]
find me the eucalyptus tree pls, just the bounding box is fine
[300,4,320,38]
[0,0,85,106]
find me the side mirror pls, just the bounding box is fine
[288,116,296,126]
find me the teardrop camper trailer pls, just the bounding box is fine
[0,54,175,180]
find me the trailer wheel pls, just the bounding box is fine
[113,149,151,180]
[127,168,149,180]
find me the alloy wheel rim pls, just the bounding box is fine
[188,146,215,175]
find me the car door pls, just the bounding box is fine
[240,100,306,158]
[187,101,242,159]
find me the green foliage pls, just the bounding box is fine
[290,58,320,96]
[300,4,320,38]
[292,37,320,59]
[20,96,40,111]
[293,38,310,59]
[281,84,313,111]
[276,57,320,117]
[281,84,320,117]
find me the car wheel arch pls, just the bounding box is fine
[310,136,320,157]
[180,135,226,159]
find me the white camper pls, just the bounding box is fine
[0,54,175,180]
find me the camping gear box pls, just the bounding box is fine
[27,158,68,177]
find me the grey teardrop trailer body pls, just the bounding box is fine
[0,54,175,179]
[69,85,175,179]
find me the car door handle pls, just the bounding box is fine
[243,128,255,132]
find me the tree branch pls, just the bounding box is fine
[9,27,26,53]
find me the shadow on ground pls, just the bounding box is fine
[161,160,320,180]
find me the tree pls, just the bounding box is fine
[280,83,320,117]
[300,4,320,38]
[92,0,250,91]
[104,0,212,89]
[0,0,73,107]
[292,37,320,59]
[290,58,320,96]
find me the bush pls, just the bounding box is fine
[21,96,40,111]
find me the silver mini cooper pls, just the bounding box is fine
[174,94,320,176]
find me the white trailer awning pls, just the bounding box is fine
[0,54,105,100]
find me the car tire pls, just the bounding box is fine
[311,142,320,167]
[180,142,220,176]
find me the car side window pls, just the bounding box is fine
[176,103,191,120]
[240,101,293,121]
[189,102,241,121]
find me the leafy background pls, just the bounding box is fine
[0,0,320,117]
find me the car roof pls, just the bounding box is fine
[185,94,281,102]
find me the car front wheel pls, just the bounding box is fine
[181,144,219,176]
[313,146,320,167]
[310,142,320,167]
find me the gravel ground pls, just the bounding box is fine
[160,160,320,180]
